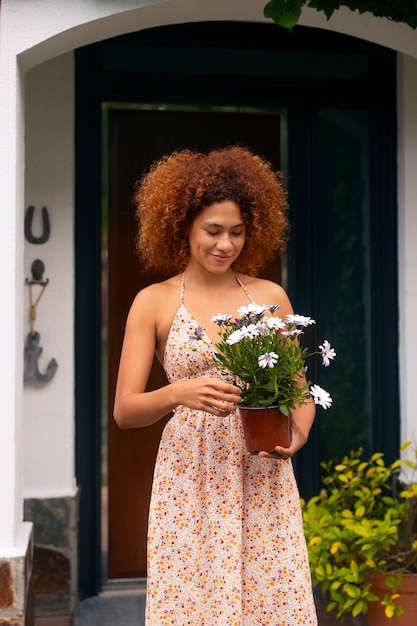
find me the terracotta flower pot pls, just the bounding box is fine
[237,405,291,454]
[367,574,417,625]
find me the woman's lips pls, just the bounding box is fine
[212,254,231,263]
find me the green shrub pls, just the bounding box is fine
[302,442,417,618]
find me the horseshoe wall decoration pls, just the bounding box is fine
[25,205,51,244]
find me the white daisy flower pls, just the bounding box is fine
[240,323,260,339]
[265,316,286,331]
[258,352,279,368]
[319,340,337,367]
[211,313,233,325]
[310,384,333,409]
[282,328,303,338]
[226,328,245,345]
[285,314,316,327]
[266,304,281,314]
[237,303,269,316]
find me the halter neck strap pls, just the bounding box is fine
[234,274,255,303]
[180,272,254,304]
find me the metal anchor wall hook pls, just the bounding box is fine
[24,332,58,383]
[25,205,51,244]
[24,259,58,383]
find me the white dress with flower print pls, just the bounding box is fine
[145,278,317,625]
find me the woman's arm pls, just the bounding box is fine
[113,289,173,428]
[113,288,241,429]
[256,281,316,458]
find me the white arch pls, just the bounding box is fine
[4,0,417,71]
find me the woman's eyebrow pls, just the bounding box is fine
[202,221,245,228]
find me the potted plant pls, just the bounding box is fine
[302,441,417,623]
[200,302,336,452]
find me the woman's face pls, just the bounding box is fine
[187,201,246,274]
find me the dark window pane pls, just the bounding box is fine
[315,108,371,462]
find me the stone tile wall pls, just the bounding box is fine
[0,527,33,626]
[24,494,78,623]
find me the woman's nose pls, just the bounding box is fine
[216,234,233,249]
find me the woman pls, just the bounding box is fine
[114,146,317,625]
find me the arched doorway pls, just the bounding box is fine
[75,21,398,597]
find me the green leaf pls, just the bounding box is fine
[307,0,338,21]
[352,599,367,617]
[366,592,379,602]
[264,0,304,31]
[278,403,290,416]
[355,505,365,518]
[344,584,360,599]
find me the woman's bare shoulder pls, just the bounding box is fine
[130,275,181,310]
[238,274,291,306]
[127,276,182,347]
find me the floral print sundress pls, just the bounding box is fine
[145,274,317,625]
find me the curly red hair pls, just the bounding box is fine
[134,146,288,275]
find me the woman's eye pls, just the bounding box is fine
[206,230,244,237]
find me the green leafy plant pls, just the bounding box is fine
[302,441,417,619]
[264,1,417,32]
[190,302,336,412]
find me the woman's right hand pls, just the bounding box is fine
[174,377,242,416]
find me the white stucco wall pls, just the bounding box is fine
[1,0,417,548]
[23,52,76,498]
[398,54,417,445]
[0,3,27,546]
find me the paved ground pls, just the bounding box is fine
[73,588,367,626]
[74,590,146,626]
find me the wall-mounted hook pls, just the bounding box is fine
[25,260,49,336]
[25,205,51,244]
[25,259,49,286]
[24,331,58,383]
[24,259,57,383]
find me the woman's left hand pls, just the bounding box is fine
[257,412,310,460]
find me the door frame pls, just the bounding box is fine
[75,21,398,598]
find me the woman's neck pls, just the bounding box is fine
[183,264,238,291]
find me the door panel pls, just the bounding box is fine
[107,107,282,578]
